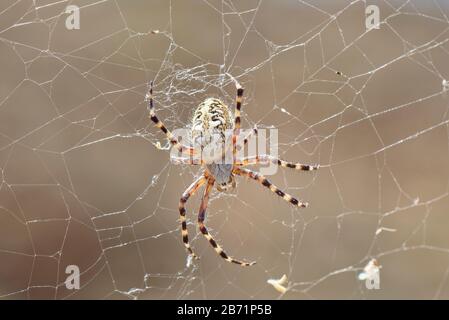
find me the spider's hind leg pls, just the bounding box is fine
[198,178,256,267]
[179,175,207,259]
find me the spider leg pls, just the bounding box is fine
[198,178,256,267]
[231,79,244,156]
[148,81,196,156]
[215,126,257,163]
[235,155,319,171]
[242,126,258,147]
[233,80,244,135]
[234,126,258,154]
[179,175,207,259]
[234,167,308,208]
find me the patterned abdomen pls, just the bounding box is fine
[192,98,233,134]
[192,98,234,184]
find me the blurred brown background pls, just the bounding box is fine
[1,0,449,299]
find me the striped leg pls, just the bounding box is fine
[242,126,258,146]
[198,178,256,267]
[215,123,254,165]
[148,81,195,156]
[234,168,308,208]
[234,82,244,134]
[232,80,244,155]
[179,175,207,259]
[230,127,258,162]
[234,126,258,154]
[235,155,319,171]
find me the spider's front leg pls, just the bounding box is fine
[233,126,258,154]
[198,178,256,267]
[179,175,207,259]
[242,126,258,147]
[148,81,196,156]
[234,167,308,208]
[235,155,319,171]
[232,79,244,156]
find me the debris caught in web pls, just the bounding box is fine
[186,255,194,268]
[267,274,288,294]
[358,259,381,281]
[375,227,397,235]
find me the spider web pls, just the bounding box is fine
[1,0,449,299]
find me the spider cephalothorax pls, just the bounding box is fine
[148,79,319,266]
[206,163,235,191]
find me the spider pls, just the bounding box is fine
[148,79,319,266]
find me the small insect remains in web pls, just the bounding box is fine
[147,77,319,266]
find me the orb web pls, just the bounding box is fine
[0,0,449,299]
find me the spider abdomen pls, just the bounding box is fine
[192,99,235,190]
[192,98,233,134]
[192,98,234,165]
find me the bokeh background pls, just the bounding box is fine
[1,0,449,299]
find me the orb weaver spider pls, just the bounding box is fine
[148,79,319,266]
